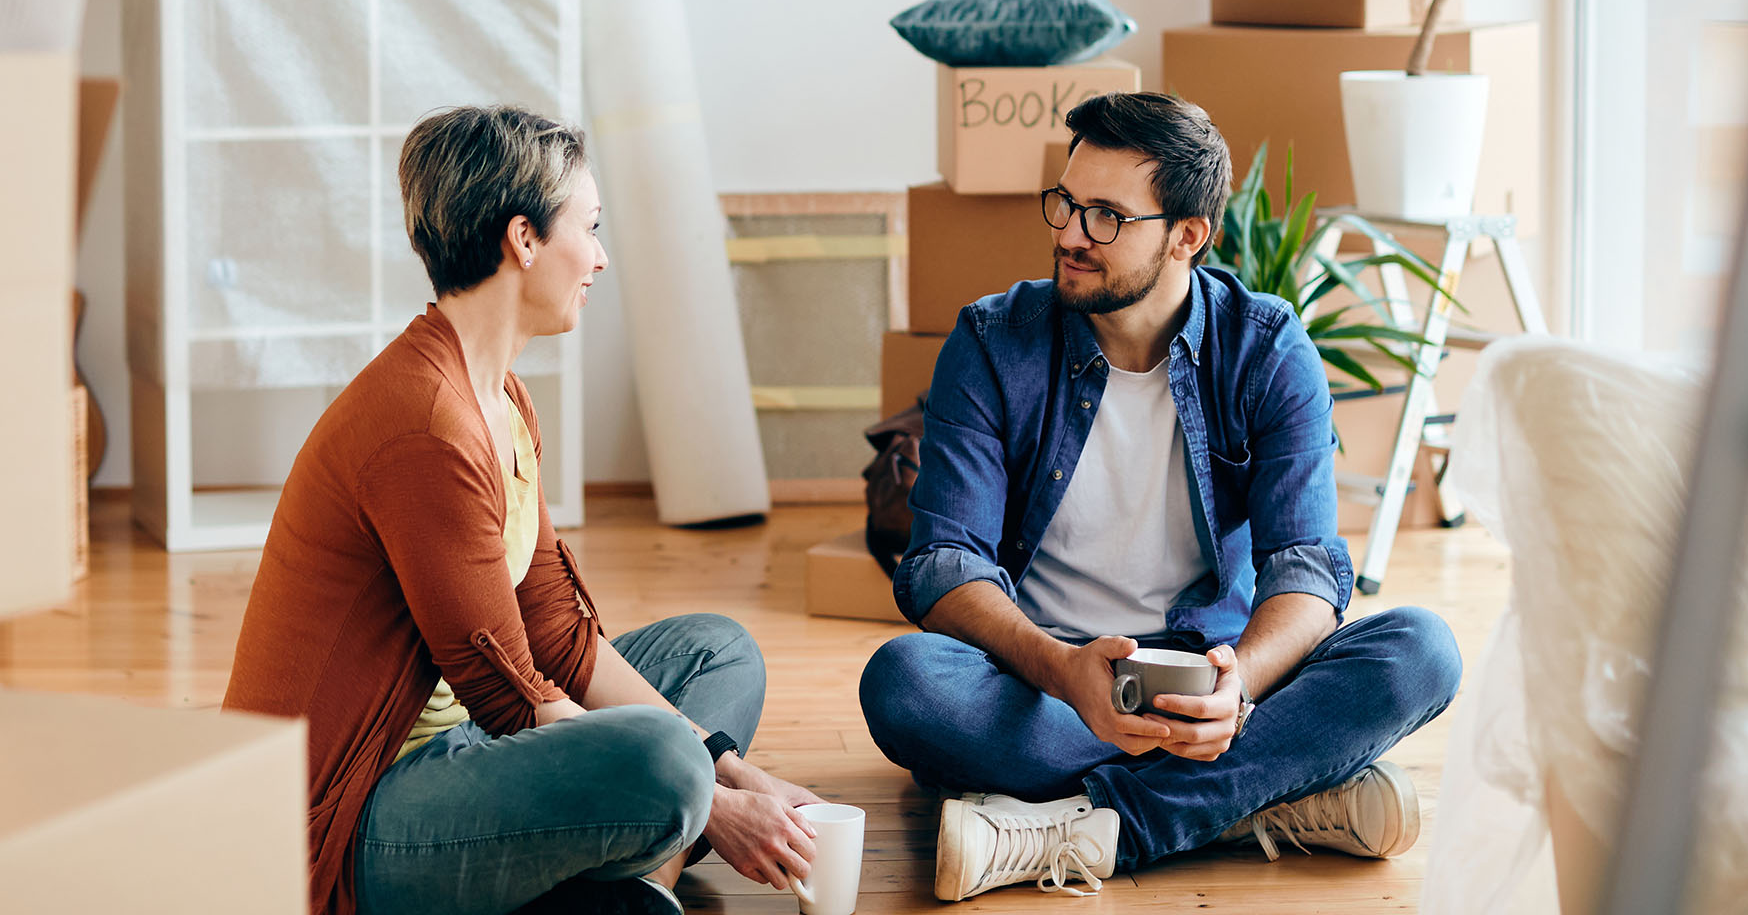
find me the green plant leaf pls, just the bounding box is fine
[1238,142,1269,200]
[1346,252,1468,314]
[1233,143,1268,267]
[1301,269,1348,310]
[1304,303,1365,336]
[1329,214,1434,271]
[1271,191,1317,297]
[1292,217,1342,281]
[1284,144,1295,222]
[1308,252,1393,322]
[1366,339,1424,377]
[1316,324,1432,345]
[1317,345,1385,390]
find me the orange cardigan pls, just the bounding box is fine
[223,307,602,915]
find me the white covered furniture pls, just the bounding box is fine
[1423,336,1748,913]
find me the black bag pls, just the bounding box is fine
[860,398,926,578]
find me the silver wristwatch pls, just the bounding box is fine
[1233,677,1257,739]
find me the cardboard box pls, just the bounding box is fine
[0,689,307,913]
[805,532,908,623]
[1161,21,1541,235]
[1043,141,1072,186]
[882,331,949,418]
[1212,0,1463,29]
[1,51,77,617]
[907,182,1054,334]
[938,59,1141,194]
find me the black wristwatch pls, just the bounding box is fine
[1233,678,1257,739]
[703,730,739,763]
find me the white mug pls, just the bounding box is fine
[788,803,865,915]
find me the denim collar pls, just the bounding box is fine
[1062,268,1208,378]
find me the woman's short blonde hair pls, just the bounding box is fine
[398,106,588,297]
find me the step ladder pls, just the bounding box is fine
[1314,209,1549,595]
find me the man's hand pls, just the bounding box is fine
[703,785,817,890]
[1151,644,1243,762]
[1050,635,1177,756]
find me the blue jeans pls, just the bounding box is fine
[354,613,766,915]
[859,607,1461,871]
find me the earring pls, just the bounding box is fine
[523,259,532,267]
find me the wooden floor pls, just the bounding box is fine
[2,493,1517,913]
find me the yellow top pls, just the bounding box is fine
[394,392,540,763]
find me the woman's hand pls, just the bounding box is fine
[702,755,827,888]
[703,785,817,890]
[717,754,826,808]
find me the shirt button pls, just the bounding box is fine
[1015,540,1027,551]
[1052,469,1064,480]
[1094,357,1105,369]
[1071,362,1082,372]
[1080,400,1091,409]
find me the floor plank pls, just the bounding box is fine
[0,495,1516,912]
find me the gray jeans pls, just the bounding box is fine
[353,613,766,915]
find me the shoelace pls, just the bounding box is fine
[979,808,1107,897]
[1246,787,1351,862]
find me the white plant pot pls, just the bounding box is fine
[1340,70,1489,221]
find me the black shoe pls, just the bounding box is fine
[516,875,683,915]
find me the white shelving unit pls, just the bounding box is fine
[124,0,584,551]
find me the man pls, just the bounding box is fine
[858,92,1462,902]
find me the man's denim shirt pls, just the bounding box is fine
[893,267,1354,650]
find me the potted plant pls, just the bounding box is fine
[1338,0,1490,220]
[1205,142,1459,395]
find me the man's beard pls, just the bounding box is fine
[1051,238,1172,315]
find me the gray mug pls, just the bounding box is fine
[1110,648,1216,718]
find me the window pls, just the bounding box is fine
[1574,0,1748,355]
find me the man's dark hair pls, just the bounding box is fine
[1065,92,1232,266]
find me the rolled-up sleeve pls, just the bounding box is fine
[894,546,1017,625]
[893,312,1016,625]
[1244,316,1354,616]
[1253,543,1347,610]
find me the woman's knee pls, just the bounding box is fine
[676,613,766,690]
[604,707,715,857]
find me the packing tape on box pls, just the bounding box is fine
[749,386,880,411]
[725,233,906,264]
[583,0,769,524]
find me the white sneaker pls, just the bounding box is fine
[935,793,1120,902]
[1218,760,1421,861]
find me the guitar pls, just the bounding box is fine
[71,290,108,480]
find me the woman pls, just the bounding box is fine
[224,106,821,915]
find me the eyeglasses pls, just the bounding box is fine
[1040,188,1174,245]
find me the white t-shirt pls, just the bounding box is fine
[1015,356,1209,640]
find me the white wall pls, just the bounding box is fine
[81,0,1566,486]
[76,0,127,486]
[76,0,1207,486]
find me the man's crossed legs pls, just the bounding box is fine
[858,607,1461,900]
